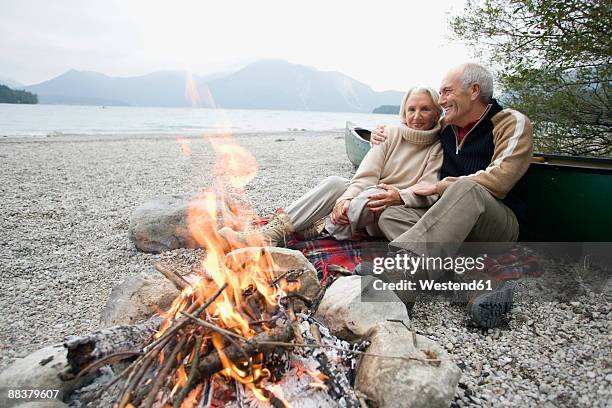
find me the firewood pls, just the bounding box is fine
[172,336,203,408]
[144,282,227,353]
[143,336,188,408]
[196,325,293,378]
[285,300,304,345]
[160,325,292,406]
[72,351,142,380]
[117,339,164,408]
[63,315,163,374]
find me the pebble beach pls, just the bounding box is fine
[0,131,610,407]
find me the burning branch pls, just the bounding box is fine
[104,259,302,408]
[143,336,188,408]
[196,325,293,378]
[111,282,229,408]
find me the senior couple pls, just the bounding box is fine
[220,63,534,328]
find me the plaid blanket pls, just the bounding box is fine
[475,247,543,281]
[287,237,388,282]
[287,236,543,283]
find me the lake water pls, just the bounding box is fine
[0,104,397,137]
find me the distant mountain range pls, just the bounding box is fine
[10,60,404,113]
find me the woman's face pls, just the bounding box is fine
[404,92,438,130]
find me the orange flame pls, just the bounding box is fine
[170,359,189,398]
[156,82,300,406]
[207,134,258,191]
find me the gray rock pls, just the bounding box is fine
[315,275,409,341]
[225,247,320,312]
[0,344,78,408]
[128,194,239,253]
[356,321,461,408]
[100,269,180,326]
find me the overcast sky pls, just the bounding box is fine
[0,0,472,91]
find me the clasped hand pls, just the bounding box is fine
[331,199,351,225]
[330,183,402,224]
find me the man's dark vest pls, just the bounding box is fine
[439,99,527,223]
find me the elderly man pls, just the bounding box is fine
[370,63,533,328]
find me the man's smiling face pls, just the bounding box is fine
[439,68,477,128]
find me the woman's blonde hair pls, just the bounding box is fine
[398,86,443,126]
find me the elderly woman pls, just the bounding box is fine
[219,86,444,246]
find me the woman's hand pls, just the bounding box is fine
[367,183,402,213]
[331,199,351,225]
[411,182,438,196]
[370,125,387,145]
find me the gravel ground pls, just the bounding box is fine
[1,131,610,407]
[417,278,611,407]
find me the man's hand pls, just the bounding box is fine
[331,199,350,225]
[370,125,387,145]
[367,183,402,213]
[411,182,438,196]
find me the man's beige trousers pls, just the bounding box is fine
[378,178,520,257]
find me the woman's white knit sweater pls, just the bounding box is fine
[338,123,443,208]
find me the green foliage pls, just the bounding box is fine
[451,0,611,156]
[372,105,400,114]
[0,85,38,104]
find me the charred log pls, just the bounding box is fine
[63,316,163,375]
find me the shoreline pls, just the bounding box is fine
[0,129,345,142]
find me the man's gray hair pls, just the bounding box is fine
[460,63,494,103]
[399,86,443,125]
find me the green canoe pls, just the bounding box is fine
[344,121,612,241]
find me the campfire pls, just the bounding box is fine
[62,132,370,408]
[108,239,365,408]
[65,195,368,407]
